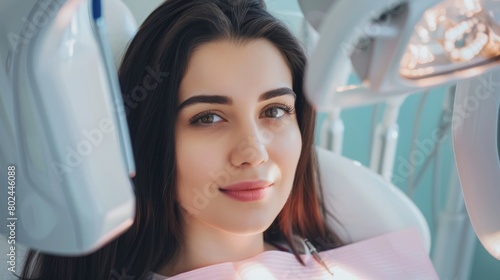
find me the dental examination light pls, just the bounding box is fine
[301,0,500,109]
[300,0,500,265]
[0,0,136,255]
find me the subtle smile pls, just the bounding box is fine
[219,180,273,202]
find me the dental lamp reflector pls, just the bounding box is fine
[301,0,500,108]
[401,0,500,79]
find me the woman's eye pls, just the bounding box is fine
[264,107,284,118]
[190,113,223,125]
[262,104,294,119]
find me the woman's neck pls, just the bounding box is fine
[157,216,277,277]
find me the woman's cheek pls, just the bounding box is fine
[270,123,302,164]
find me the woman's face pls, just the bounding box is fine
[175,39,302,235]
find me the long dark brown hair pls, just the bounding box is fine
[19,0,342,279]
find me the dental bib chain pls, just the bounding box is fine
[304,239,335,277]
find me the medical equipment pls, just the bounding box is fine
[301,0,500,108]
[0,0,135,254]
[453,70,500,259]
[299,0,500,279]
[304,238,335,276]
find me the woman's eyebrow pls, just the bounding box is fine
[258,87,296,102]
[177,87,296,111]
[178,95,230,111]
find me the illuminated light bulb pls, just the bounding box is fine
[417,45,435,64]
[402,44,435,70]
[423,9,440,32]
[416,26,431,43]
[462,0,482,16]
[442,18,489,62]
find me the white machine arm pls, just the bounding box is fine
[0,0,135,255]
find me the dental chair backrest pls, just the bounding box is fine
[316,147,430,250]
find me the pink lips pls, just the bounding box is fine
[219,180,273,202]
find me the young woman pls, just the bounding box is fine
[20,0,343,279]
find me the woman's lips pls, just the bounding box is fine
[219,180,273,202]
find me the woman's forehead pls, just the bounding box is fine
[178,38,293,103]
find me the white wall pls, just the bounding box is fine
[121,0,163,26]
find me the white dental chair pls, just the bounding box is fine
[0,1,430,278]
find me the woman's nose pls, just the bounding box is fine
[230,122,270,167]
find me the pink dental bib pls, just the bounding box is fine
[149,228,438,280]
